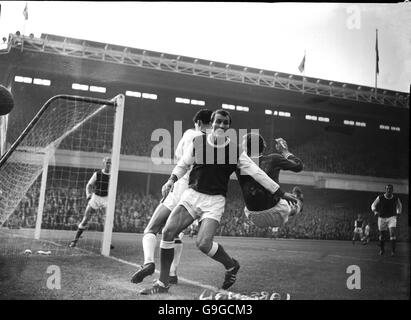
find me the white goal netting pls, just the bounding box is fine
[0,95,122,257]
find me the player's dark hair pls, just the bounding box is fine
[244,132,266,156]
[210,109,232,125]
[193,109,212,125]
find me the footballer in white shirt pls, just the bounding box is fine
[131,109,213,285]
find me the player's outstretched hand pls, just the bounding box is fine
[161,180,174,199]
[283,192,298,205]
[275,138,288,153]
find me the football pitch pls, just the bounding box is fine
[0,228,409,300]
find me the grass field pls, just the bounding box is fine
[0,228,409,300]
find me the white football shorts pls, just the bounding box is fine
[163,175,189,211]
[178,188,225,223]
[353,227,363,234]
[378,216,397,231]
[89,194,108,210]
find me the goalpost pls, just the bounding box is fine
[0,94,124,257]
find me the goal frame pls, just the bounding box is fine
[0,94,125,257]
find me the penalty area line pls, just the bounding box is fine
[105,256,253,300]
[107,255,219,291]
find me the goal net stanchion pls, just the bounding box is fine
[101,94,124,257]
[34,146,52,240]
[0,94,124,257]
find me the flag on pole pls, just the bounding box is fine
[23,2,28,20]
[375,29,379,75]
[298,52,306,73]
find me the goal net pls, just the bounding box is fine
[0,94,124,258]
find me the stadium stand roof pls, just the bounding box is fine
[1,32,409,111]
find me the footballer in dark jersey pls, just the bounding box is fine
[69,157,113,248]
[236,133,304,229]
[352,214,365,245]
[371,184,402,255]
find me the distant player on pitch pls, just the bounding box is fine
[361,221,370,245]
[352,214,365,245]
[69,157,113,248]
[371,184,402,256]
[130,109,212,285]
[237,133,304,230]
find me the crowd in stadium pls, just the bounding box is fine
[9,183,407,241]
[10,186,155,234]
[7,89,407,180]
[118,121,408,179]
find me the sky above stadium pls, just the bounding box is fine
[0,1,410,93]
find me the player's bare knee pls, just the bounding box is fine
[196,239,212,253]
[143,230,156,237]
[161,226,177,242]
[144,224,162,235]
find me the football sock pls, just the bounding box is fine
[74,228,84,241]
[142,233,157,265]
[380,240,385,251]
[170,240,183,276]
[159,240,175,286]
[207,242,235,269]
[391,239,396,253]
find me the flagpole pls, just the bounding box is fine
[22,2,28,36]
[302,71,305,95]
[375,29,378,100]
[302,49,306,95]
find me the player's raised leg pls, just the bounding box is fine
[245,187,302,230]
